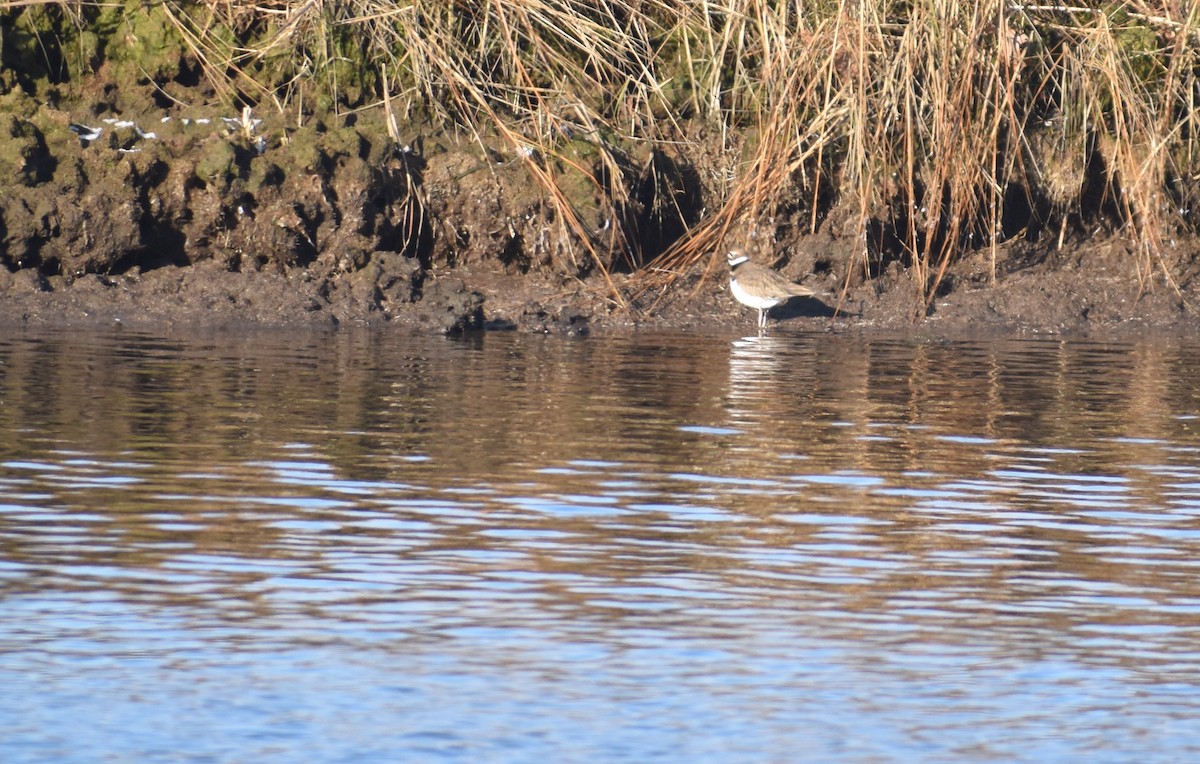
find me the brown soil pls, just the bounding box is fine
[3,92,1200,336]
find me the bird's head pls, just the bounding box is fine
[727,250,750,268]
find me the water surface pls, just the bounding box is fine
[2,327,1200,762]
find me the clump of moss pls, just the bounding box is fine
[193,139,238,191]
[0,87,52,186]
[0,114,48,186]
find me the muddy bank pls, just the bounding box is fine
[5,1,1200,337]
[2,218,1198,337]
[1,63,1198,336]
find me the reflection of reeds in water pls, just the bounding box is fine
[5,331,1200,633]
[2,330,1195,484]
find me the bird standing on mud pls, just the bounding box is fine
[726,249,818,329]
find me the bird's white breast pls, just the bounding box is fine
[730,278,786,310]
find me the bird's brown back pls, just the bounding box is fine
[739,262,816,298]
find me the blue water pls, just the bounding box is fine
[2,328,1200,762]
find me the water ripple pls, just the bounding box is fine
[3,329,1200,761]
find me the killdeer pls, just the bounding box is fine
[727,250,817,329]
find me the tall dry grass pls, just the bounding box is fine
[6,1,1200,307]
